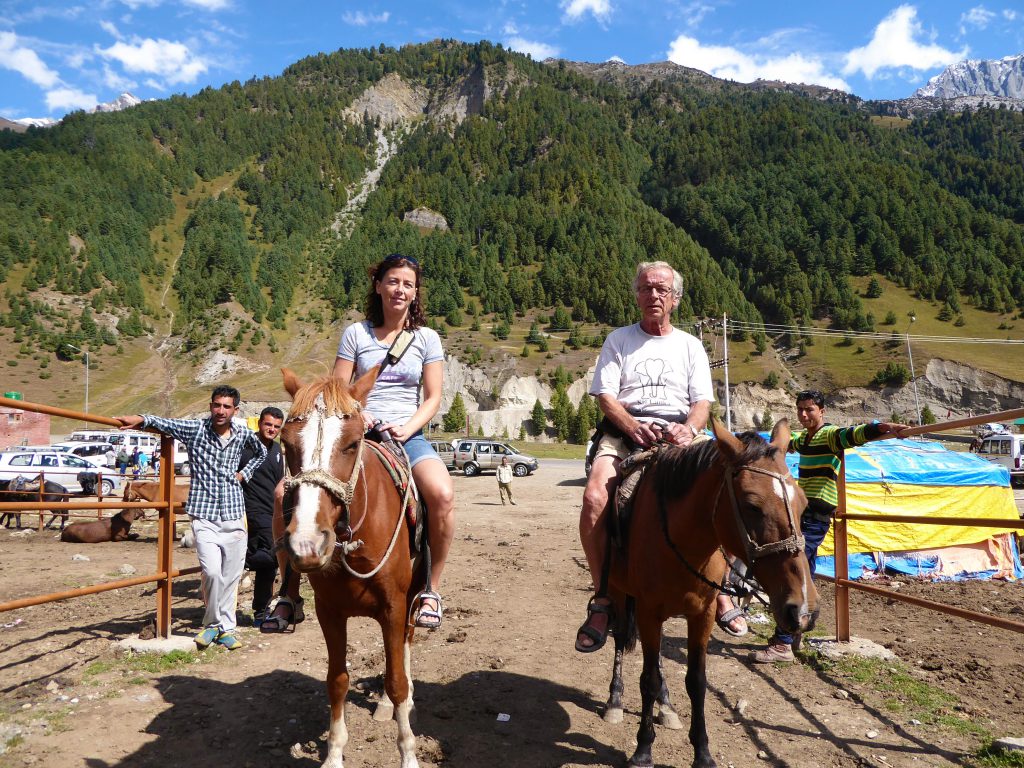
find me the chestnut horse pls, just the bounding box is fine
[602,419,818,768]
[280,367,421,768]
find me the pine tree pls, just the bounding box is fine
[443,393,467,432]
[531,399,547,435]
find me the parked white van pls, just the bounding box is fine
[976,433,1024,487]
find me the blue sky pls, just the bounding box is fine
[1,1,1022,120]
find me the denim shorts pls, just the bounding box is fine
[403,432,443,468]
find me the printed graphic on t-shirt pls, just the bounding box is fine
[633,358,672,408]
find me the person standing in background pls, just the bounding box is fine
[241,407,284,627]
[496,456,516,506]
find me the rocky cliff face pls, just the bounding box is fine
[915,54,1024,99]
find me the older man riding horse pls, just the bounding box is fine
[601,418,818,768]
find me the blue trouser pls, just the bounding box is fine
[775,500,833,645]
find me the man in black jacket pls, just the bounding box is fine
[241,407,285,626]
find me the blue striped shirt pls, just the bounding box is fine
[141,415,267,521]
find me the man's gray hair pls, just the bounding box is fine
[633,261,683,296]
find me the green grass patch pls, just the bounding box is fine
[83,648,206,683]
[971,741,1024,768]
[807,653,983,737]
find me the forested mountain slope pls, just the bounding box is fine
[0,40,1022,414]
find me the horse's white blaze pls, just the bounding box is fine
[772,476,797,505]
[291,412,343,557]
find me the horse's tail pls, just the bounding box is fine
[614,595,638,654]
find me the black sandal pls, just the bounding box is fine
[260,596,304,634]
[575,597,612,653]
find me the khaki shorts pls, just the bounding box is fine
[593,431,711,461]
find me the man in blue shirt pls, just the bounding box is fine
[115,385,267,650]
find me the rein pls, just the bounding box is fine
[283,394,410,579]
[658,460,805,604]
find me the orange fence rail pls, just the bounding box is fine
[829,407,1024,642]
[0,395,186,638]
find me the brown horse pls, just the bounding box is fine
[280,367,421,768]
[602,419,818,768]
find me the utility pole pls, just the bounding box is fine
[723,313,731,432]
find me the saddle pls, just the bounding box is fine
[610,445,664,549]
[364,439,424,555]
[9,475,41,493]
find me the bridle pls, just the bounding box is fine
[659,458,805,601]
[713,464,805,565]
[282,393,406,578]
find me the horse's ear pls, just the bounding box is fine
[770,418,792,452]
[282,368,304,398]
[710,416,743,462]
[350,364,381,405]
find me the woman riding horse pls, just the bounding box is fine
[265,253,455,633]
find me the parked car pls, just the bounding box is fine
[428,440,455,469]
[54,441,116,467]
[975,422,1009,436]
[0,450,122,495]
[453,439,538,477]
[976,433,1024,488]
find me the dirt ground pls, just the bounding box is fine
[1,460,1023,768]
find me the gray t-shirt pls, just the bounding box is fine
[336,321,445,426]
[590,324,714,420]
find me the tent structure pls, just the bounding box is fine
[785,439,1023,581]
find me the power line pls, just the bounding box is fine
[722,318,1024,346]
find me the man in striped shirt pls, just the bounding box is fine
[115,385,267,651]
[752,390,907,664]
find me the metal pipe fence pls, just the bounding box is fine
[829,407,1024,641]
[0,395,185,638]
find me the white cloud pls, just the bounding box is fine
[100,20,123,40]
[505,36,559,61]
[46,87,97,112]
[607,55,626,64]
[0,31,61,88]
[503,22,518,35]
[560,0,612,23]
[961,6,996,28]
[184,0,232,10]
[667,35,851,91]
[98,37,207,84]
[843,5,966,79]
[959,5,996,35]
[342,10,391,26]
[681,1,715,28]
[102,63,137,91]
[1004,9,1019,21]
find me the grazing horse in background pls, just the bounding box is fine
[280,367,422,768]
[603,419,818,768]
[0,476,70,530]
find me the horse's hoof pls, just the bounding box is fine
[657,710,683,730]
[372,701,394,722]
[603,706,623,724]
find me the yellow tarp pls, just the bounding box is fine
[817,483,1020,557]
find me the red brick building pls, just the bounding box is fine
[0,406,50,450]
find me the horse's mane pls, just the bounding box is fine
[289,376,362,417]
[652,431,780,501]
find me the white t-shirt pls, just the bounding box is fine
[336,321,445,426]
[590,324,714,420]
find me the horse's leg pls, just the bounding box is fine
[628,612,663,768]
[684,612,717,768]
[656,653,683,730]
[320,617,350,768]
[603,638,626,724]
[377,608,418,768]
